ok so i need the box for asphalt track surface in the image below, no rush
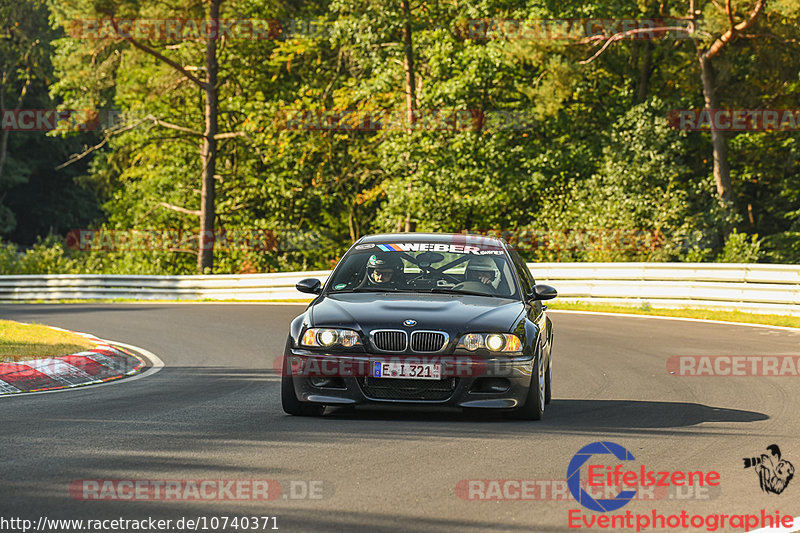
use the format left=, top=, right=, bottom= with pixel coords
left=1, top=303, right=799, bottom=533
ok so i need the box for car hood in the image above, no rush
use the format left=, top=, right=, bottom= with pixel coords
left=310, top=292, right=524, bottom=334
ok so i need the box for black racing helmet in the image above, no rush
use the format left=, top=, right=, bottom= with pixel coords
left=367, top=253, right=403, bottom=283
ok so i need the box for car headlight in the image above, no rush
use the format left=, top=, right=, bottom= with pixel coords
left=301, top=328, right=362, bottom=348
left=485, top=334, right=505, bottom=351
left=456, top=333, right=522, bottom=353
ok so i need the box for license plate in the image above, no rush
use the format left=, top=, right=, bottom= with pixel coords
left=372, top=361, right=441, bottom=380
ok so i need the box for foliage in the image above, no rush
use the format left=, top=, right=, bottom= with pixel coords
left=0, top=0, right=797, bottom=273
left=716, top=229, right=763, bottom=263
left=0, top=237, right=79, bottom=274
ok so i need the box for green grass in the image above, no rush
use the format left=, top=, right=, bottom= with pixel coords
left=0, top=320, right=96, bottom=361
left=547, top=301, right=800, bottom=329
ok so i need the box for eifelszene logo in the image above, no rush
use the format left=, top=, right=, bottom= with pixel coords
left=567, top=441, right=638, bottom=512
left=565, top=441, right=795, bottom=531
left=567, top=441, right=721, bottom=513
left=743, top=444, right=794, bottom=495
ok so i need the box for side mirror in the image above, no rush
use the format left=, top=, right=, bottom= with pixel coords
left=530, top=284, right=557, bottom=301
left=296, top=278, right=322, bottom=295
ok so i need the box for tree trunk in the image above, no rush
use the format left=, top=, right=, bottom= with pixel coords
left=0, top=91, right=8, bottom=187
left=198, top=0, right=221, bottom=273
left=0, top=77, right=31, bottom=187
left=400, top=0, right=415, bottom=233
left=691, top=0, right=765, bottom=207
left=635, top=41, right=653, bottom=103
left=401, top=0, right=416, bottom=127
left=348, top=206, right=358, bottom=243
left=698, top=54, right=734, bottom=205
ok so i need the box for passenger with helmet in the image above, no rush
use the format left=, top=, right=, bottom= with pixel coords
left=464, top=256, right=498, bottom=286
left=363, top=253, right=405, bottom=288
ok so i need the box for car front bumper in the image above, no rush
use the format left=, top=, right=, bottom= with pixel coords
left=283, top=349, right=535, bottom=409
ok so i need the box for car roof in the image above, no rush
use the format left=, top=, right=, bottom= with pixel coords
left=358, top=232, right=508, bottom=247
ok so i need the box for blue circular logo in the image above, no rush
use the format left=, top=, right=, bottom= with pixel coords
left=567, top=441, right=637, bottom=512
left=403, top=319, right=417, bottom=327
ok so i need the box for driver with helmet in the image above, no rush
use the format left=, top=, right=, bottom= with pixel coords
left=464, top=256, right=498, bottom=286
left=364, top=253, right=405, bottom=288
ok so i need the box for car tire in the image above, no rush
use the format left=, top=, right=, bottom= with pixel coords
left=512, top=343, right=545, bottom=421
left=544, top=354, right=552, bottom=405
left=281, top=350, right=325, bottom=417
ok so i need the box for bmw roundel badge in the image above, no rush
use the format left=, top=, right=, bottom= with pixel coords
left=403, top=319, right=417, bottom=327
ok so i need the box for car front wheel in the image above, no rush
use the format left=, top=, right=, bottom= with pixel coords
left=281, top=374, right=325, bottom=416
left=512, top=343, right=545, bottom=420
left=280, top=345, right=325, bottom=416
left=544, top=354, right=552, bottom=405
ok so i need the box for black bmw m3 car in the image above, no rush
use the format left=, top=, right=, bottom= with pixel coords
left=282, top=233, right=557, bottom=419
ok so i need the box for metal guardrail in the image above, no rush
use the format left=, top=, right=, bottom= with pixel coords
left=0, top=272, right=331, bottom=302
left=529, top=263, right=800, bottom=316
left=1, top=263, right=798, bottom=316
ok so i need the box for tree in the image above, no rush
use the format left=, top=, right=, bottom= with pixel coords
left=50, top=0, right=228, bottom=272
left=0, top=0, right=56, bottom=234
left=17, top=0, right=796, bottom=273
left=691, top=0, right=766, bottom=206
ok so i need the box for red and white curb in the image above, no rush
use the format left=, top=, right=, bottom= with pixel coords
left=0, top=326, right=154, bottom=395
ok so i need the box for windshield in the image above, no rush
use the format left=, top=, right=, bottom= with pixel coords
left=326, top=242, right=519, bottom=298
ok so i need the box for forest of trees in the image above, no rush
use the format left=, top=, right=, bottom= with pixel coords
left=1, top=0, right=799, bottom=274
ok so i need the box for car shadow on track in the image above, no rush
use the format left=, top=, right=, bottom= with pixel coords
left=322, top=398, right=767, bottom=430
left=12, top=365, right=764, bottom=440
left=541, top=398, right=768, bottom=427
left=155, top=367, right=767, bottom=433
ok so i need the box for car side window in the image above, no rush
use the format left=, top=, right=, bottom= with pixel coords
left=507, top=247, right=534, bottom=297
